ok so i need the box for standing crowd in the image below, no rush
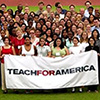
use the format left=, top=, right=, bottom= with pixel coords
left=0, top=1, right=100, bottom=93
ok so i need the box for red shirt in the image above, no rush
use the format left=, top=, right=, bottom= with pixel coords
left=13, top=37, right=25, bottom=55
left=9, top=35, right=16, bottom=44
left=1, top=46, right=14, bottom=63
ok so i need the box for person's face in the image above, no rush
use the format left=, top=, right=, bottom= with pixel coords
left=73, top=38, right=78, bottom=45
left=53, top=35, right=58, bottom=40
left=34, top=16, right=39, bottom=22
left=39, top=4, right=44, bottom=10
left=4, top=38, right=9, bottom=45
left=46, top=30, right=51, bottom=36
left=85, top=2, right=91, bottom=8
left=42, top=25, right=47, bottom=32
left=4, top=12, right=8, bottom=18
left=28, top=20, right=33, bottom=28
left=9, top=20, right=14, bottom=26
left=30, top=12, right=35, bottom=17
left=63, top=31, right=67, bottom=38
left=80, top=9, right=85, bottom=15
left=70, top=6, right=75, bottom=12
left=78, top=23, right=83, bottom=29
left=67, top=21, right=71, bottom=26
left=82, top=32, right=87, bottom=39
left=1, top=5, right=6, bottom=11
left=66, top=12, right=71, bottom=18
left=16, top=30, right=22, bottom=37
left=93, top=31, right=98, bottom=38
left=88, top=8, right=93, bottom=14
left=94, top=20, right=99, bottom=26
left=19, top=20, right=24, bottom=25
left=90, top=15, right=94, bottom=21
left=24, top=14, right=28, bottom=19
left=86, top=25, right=91, bottom=31
left=1, top=16, right=5, bottom=22
left=3, top=23, right=8, bottom=29
left=68, top=32, right=73, bottom=39
left=12, top=29, right=16, bottom=36
left=72, top=25, right=77, bottom=32
left=15, top=15, right=20, bottom=22
left=55, top=15, right=59, bottom=20
left=24, top=7, right=30, bottom=13
left=40, top=38, right=45, bottom=46
left=77, top=28, right=83, bottom=35
left=37, top=23, right=41, bottom=29
left=7, top=15, right=12, bottom=21
left=55, top=28, right=60, bottom=34
left=60, top=20, right=65, bottom=26
left=30, top=30, right=35, bottom=37
left=52, top=23, right=56, bottom=30
left=59, top=25, right=63, bottom=31
left=18, top=5, right=23, bottom=11
left=56, top=39, right=61, bottom=46
left=21, top=25, right=26, bottom=31
left=89, top=38, right=94, bottom=45
left=40, top=20, right=44, bottom=25
left=35, top=30, right=41, bottom=37
left=46, top=6, right=51, bottom=12
left=1, top=31, right=5, bottom=37
left=84, top=19, right=89, bottom=25
left=46, top=22, right=51, bottom=28
left=25, top=37, right=30, bottom=45
left=57, top=8, right=62, bottom=13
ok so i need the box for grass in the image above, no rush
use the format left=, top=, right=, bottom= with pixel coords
left=6, top=5, right=100, bottom=13
left=0, top=87, right=100, bottom=100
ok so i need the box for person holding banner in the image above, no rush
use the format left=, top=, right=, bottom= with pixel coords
left=85, top=36, right=99, bottom=93
left=19, top=36, right=37, bottom=56
left=69, top=37, right=83, bottom=93
left=0, top=37, right=16, bottom=93
left=69, top=37, right=83, bottom=55
left=51, top=37, right=69, bottom=57
left=36, top=37, right=51, bottom=57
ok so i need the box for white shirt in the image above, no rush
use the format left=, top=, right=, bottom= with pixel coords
left=79, top=42, right=89, bottom=52
left=37, top=45, right=51, bottom=57
left=0, top=36, right=4, bottom=47
left=21, top=45, right=35, bottom=56
left=84, top=9, right=95, bottom=18
left=69, top=45, right=83, bottom=55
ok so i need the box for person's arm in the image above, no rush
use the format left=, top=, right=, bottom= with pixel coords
left=65, top=47, right=70, bottom=55
left=18, top=46, right=22, bottom=55
left=0, top=47, right=5, bottom=59
left=12, top=46, right=16, bottom=55
left=33, top=46, right=38, bottom=56
left=47, top=51, right=51, bottom=57
left=47, top=46, right=51, bottom=57
left=0, top=47, right=2, bottom=59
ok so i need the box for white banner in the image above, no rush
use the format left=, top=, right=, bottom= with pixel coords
left=4, top=50, right=99, bottom=89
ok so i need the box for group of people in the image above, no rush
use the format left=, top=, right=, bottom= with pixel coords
left=0, top=0, right=100, bottom=93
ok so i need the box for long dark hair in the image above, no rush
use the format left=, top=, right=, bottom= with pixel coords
left=88, top=36, right=96, bottom=46
left=92, top=29, right=99, bottom=40
left=54, top=37, right=64, bottom=49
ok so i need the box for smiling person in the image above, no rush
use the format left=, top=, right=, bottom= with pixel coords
left=51, top=37, right=69, bottom=57
left=13, top=28, right=25, bottom=55
left=0, top=37, right=16, bottom=93
left=85, top=37, right=99, bottom=93
left=36, top=37, right=51, bottom=57
left=19, top=36, right=37, bottom=56
left=69, top=37, right=82, bottom=55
